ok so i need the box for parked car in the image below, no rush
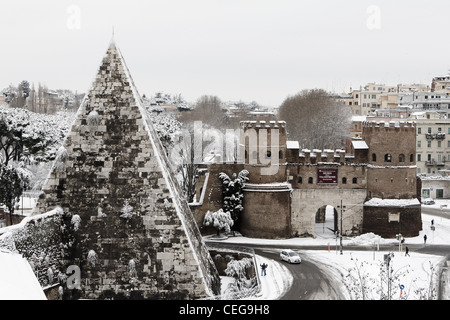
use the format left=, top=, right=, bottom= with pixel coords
left=422, top=198, right=435, bottom=205
left=280, top=249, right=301, bottom=264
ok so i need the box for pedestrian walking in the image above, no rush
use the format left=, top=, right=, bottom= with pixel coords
left=260, top=263, right=268, bottom=276
left=423, top=234, right=427, bottom=244
left=405, top=246, right=409, bottom=256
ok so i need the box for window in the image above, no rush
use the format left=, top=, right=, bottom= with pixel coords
left=384, top=154, right=392, bottom=162
left=418, top=128, right=421, bottom=134
left=399, top=154, right=405, bottom=163
left=418, top=141, right=421, bottom=147
left=352, top=177, right=357, bottom=184
left=438, top=141, right=442, bottom=148
left=297, top=177, right=302, bottom=184
left=342, top=177, right=347, bottom=184
left=417, top=154, right=421, bottom=161
left=266, top=150, right=271, bottom=159
left=427, top=141, right=432, bottom=148
left=428, top=127, right=432, bottom=133
left=372, top=153, right=377, bottom=162
left=410, top=154, right=414, bottom=162
left=448, top=140, right=450, bottom=148
left=279, top=150, right=283, bottom=160
left=428, top=154, right=432, bottom=161
left=308, top=177, right=313, bottom=184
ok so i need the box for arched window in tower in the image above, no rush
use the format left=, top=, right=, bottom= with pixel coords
left=352, top=177, right=357, bottom=184
left=342, top=177, right=347, bottom=184
left=372, top=153, right=377, bottom=162
left=399, top=154, right=405, bottom=163
left=410, top=154, right=414, bottom=163
left=308, top=177, right=313, bottom=184
left=384, top=153, right=392, bottom=163
left=279, top=150, right=283, bottom=160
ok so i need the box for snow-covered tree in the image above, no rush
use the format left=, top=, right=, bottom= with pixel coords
left=219, top=170, right=249, bottom=231
left=0, top=105, right=73, bottom=165
left=203, top=209, right=234, bottom=236
left=0, top=163, right=30, bottom=224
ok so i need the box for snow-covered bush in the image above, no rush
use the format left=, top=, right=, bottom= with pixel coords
left=203, top=209, right=234, bottom=236
left=71, top=214, right=81, bottom=231
left=119, top=200, right=136, bottom=219
left=223, top=257, right=258, bottom=299
left=47, top=267, right=54, bottom=283
left=87, top=249, right=98, bottom=267
left=128, top=259, right=136, bottom=275
left=55, top=146, right=68, bottom=173
left=97, top=207, right=107, bottom=218
left=86, top=110, right=99, bottom=127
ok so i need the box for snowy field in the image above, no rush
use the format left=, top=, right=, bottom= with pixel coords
left=218, top=199, right=450, bottom=300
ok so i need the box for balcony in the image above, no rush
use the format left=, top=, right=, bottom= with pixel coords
left=425, top=160, right=446, bottom=166
left=425, top=132, right=446, bottom=139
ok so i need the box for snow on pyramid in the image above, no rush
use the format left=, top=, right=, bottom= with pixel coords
left=33, top=41, right=221, bottom=299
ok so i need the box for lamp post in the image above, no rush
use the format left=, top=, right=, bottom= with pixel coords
left=337, top=200, right=346, bottom=255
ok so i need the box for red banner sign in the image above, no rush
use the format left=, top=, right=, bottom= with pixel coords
left=317, top=169, right=338, bottom=184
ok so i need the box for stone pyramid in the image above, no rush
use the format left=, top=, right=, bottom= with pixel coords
left=34, top=41, right=221, bottom=299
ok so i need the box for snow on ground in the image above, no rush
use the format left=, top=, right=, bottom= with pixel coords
left=218, top=199, right=450, bottom=300
left=252, top=255, right=293, bottom=300
left=0, top=249, right=46, bottom=300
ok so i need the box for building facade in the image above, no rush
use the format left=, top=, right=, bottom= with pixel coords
left=191, top=120, right=422, bottom=239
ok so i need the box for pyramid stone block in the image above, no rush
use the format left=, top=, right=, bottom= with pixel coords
left=34, top=41, right=221, bottom=299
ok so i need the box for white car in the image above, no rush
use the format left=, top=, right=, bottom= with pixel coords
left=280, top=249, right=301, bottom=264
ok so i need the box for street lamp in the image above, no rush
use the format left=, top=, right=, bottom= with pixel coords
left=337, top=200, right=346, bottom=255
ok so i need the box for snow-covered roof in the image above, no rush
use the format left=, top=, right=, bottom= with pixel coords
left=0, top=249, right=46, bottom=300
left=286, top=141, right=299, bottom=149
left=364, top=198, right=420, bottom=207
left=352, top=116, right=367, bottom=122
left=352, top=141, right=368, bottom=149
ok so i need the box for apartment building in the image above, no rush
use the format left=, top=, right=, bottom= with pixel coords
left=432, top=75, right=450, bottom=93
left=415, top=112, right=450, bottom=175
left=342, top=83, right=396, bottom=116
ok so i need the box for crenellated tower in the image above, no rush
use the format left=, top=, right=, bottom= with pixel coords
left=362, top=120, right=422, bottom=237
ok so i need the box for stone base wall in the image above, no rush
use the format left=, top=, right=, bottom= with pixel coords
left=241, top=186, right=291, bottom=239
left=362, top=205, right=422, bottom=238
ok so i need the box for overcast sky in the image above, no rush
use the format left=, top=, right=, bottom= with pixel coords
left=1, top=0, right=449, bottom=107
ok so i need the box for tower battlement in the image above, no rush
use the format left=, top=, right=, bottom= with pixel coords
left=362, top=120, right=416, bottom=130
left=240, top=120, right=286, bottom=130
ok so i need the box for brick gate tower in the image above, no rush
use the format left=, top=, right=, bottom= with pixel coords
left=362, top=120, right=422, bottom=237
left=33, top=41, right=221, bottom=299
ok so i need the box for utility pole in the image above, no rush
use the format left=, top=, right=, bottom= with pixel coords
left=337, top=200, right=346, bottom=255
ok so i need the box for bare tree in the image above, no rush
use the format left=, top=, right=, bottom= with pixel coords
left=278, top=89, right=352, bottom=150
left=178, top=95, right=226, bottom=129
